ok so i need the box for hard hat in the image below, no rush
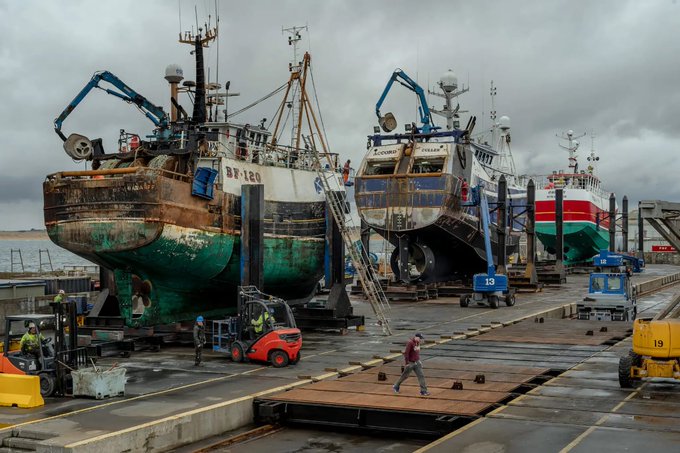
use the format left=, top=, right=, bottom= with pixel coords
left=28, top=322, right=36, bottom=329
left=59, top=289, right=65, bottom=294
left=196, top=316, right=204, bottom=322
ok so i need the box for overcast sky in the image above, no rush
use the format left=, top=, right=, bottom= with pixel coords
left=1, top=0, right=679, bottom=230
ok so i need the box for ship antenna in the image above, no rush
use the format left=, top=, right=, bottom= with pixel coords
left=490, top=80, right=497, bottom=144
left=557, top=129, right=586, bottom=172
left=429, top=69, right=468, bottom=130
left=280, top=25, right=308, bottom=147
left=179, top=20, right=217, bottom=124
left=586, top=131, right=600, bottom=175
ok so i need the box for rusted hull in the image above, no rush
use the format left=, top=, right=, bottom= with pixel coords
left=355, top=175, right=518, bottom=281
left=43, top=169, right=325, bottom=326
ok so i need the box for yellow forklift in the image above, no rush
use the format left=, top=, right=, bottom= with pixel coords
left=619, top=294, right=680, bottom=387
left=1, top=301, right=88, bottom=396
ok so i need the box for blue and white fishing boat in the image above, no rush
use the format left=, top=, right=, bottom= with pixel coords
left=354, top=70, right=526, bottom=282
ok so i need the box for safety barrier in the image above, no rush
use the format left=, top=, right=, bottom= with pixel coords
left=0, top=374, right=44, bottom=408
left=633, top=272, right=680, bottom=298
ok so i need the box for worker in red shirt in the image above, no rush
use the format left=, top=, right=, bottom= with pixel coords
left=393, top=333, right=430, bottom=396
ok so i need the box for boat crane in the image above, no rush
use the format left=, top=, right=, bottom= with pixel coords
left=53, top=70, right=170, bottom=160
left=375, top=69, right=437, bottom=134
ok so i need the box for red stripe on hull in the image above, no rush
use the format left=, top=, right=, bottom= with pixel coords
left=536, top=200, right=611, bottom=228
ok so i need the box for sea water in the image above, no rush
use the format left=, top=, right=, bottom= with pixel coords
left=0, top=239, right=93, bottom=273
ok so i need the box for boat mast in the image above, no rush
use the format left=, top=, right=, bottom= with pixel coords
left=557, top=129, right=586, bottom=173
left=586, top=132, right=600, bottom=175
left=488, top=81, right=516, bottom=178
left=178, top=25, right=217, bottom=124
left=270, top=26, right=331, bottom=161
left=429, top=69, right=468, bottom=131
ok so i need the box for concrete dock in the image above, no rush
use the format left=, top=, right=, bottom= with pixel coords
left=1, top=265, right=679, bottom=452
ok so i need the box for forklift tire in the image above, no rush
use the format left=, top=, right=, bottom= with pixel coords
left=39, top=373, right=56, bottom=397
left=230, top=342, right=245, bottom=363
left=290, top=352, right=301, bottom=365
left=505, top=294, right=516, bottom=307
left=618, top=354, right=639, bottom=388
left=460, top=295, right=469, bottom=308
left=488, top=295, right=499, bottom=309
left=270, top=350, right=289, bottom=368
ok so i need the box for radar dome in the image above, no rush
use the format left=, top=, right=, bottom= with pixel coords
left=440, top=69, right=458, bottom=93
left=499, top=115, right=511, bottom=130
left=165, top=64, right=184, bottom=83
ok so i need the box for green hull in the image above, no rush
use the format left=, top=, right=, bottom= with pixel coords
left=47, top=221, right=324, bottom=327
left=536, top=222, right=609, bottom=264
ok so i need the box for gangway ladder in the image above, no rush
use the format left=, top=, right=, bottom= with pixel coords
left=39, top=249, right=54, bottom=273
left=308, top=144, right=393, bottom=335
left=10, top=249, right=24, bottom=273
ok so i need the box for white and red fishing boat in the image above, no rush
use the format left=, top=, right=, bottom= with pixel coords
left=535, top=131, right=612, bottom=264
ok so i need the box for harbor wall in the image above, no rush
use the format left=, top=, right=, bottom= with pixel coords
left=61, top=382, right=310, bottom=453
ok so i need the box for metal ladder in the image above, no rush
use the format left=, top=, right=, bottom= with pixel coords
left=309, top=146, right=392, bottom=334
left=10, top=249, right=24, bottom=273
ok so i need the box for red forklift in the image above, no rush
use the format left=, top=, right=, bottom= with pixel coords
left=213, top=286, right=302, bottom=367
left=1, top=301, right=88, bottom=396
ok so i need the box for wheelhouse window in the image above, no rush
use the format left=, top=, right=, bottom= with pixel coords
left=412, top=157, right=445, bottom=174
left=364, top=161, right=397, bottom=176
left=607, top=276, right=622, bottom=291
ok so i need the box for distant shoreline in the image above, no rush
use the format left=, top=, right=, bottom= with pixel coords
left=0, top=230, right=49, bottom=240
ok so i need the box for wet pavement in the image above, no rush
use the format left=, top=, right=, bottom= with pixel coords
left=0, top=265, right=678, bottom=452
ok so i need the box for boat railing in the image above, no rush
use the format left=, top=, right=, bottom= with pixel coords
left=47, top=167, right=193, bottom=183
left=210, top=139, right=339, bottom=171
left=531, top=174, right=609, bottom=198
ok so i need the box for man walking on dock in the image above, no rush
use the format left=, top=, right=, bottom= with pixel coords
left=393, top=333, right=430, bottom=396
left=193, top=316, right=206, bottom=366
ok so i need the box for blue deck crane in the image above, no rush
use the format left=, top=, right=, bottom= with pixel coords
left=375, top=69, right=436, bottom=134
left=54, top=70, right=170, bottom=158
left=460, top=184, right=515, bottom=309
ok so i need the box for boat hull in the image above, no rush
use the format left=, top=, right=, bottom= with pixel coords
left=43, top=168, right=325, bottom=326
left=356, top=173, right=519, bottom=282
left=535, top=188, right=610, bottom=264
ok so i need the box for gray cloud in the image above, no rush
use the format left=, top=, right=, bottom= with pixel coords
left=1, top=0, right=679, bottom=230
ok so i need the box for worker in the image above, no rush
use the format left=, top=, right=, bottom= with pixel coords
left=393, top=333, right=430, bottom=396
left=54, top=289, right=66, bottom=303
left=461, top=178, right=469, bottom=201
left=20, top=323, right=47, bottom=360
left=343, top=159, right=351, bottom=184
left=193, top=316, right=206, bottom=366
left=251, top=307, right=275, bottom=336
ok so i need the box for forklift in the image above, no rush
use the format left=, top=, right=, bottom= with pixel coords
left=459, top=184, right=516, bottom=309
left=619, top=294, right=680, bottom=388
left=0, top=301, right=88, bottom=396
left=213, top=286, right=302, bottom=367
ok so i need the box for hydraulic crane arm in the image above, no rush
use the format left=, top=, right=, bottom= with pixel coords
left=375, top=69, right=435, bottom=134
left=54, top=70, right=169, bottom=142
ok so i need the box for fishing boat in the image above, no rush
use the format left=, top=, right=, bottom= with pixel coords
left=354, top=70, right=526, bottom=283
left=43, top=25, right=337, bottom=327
left=535, top=131, right=612, bottom=264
